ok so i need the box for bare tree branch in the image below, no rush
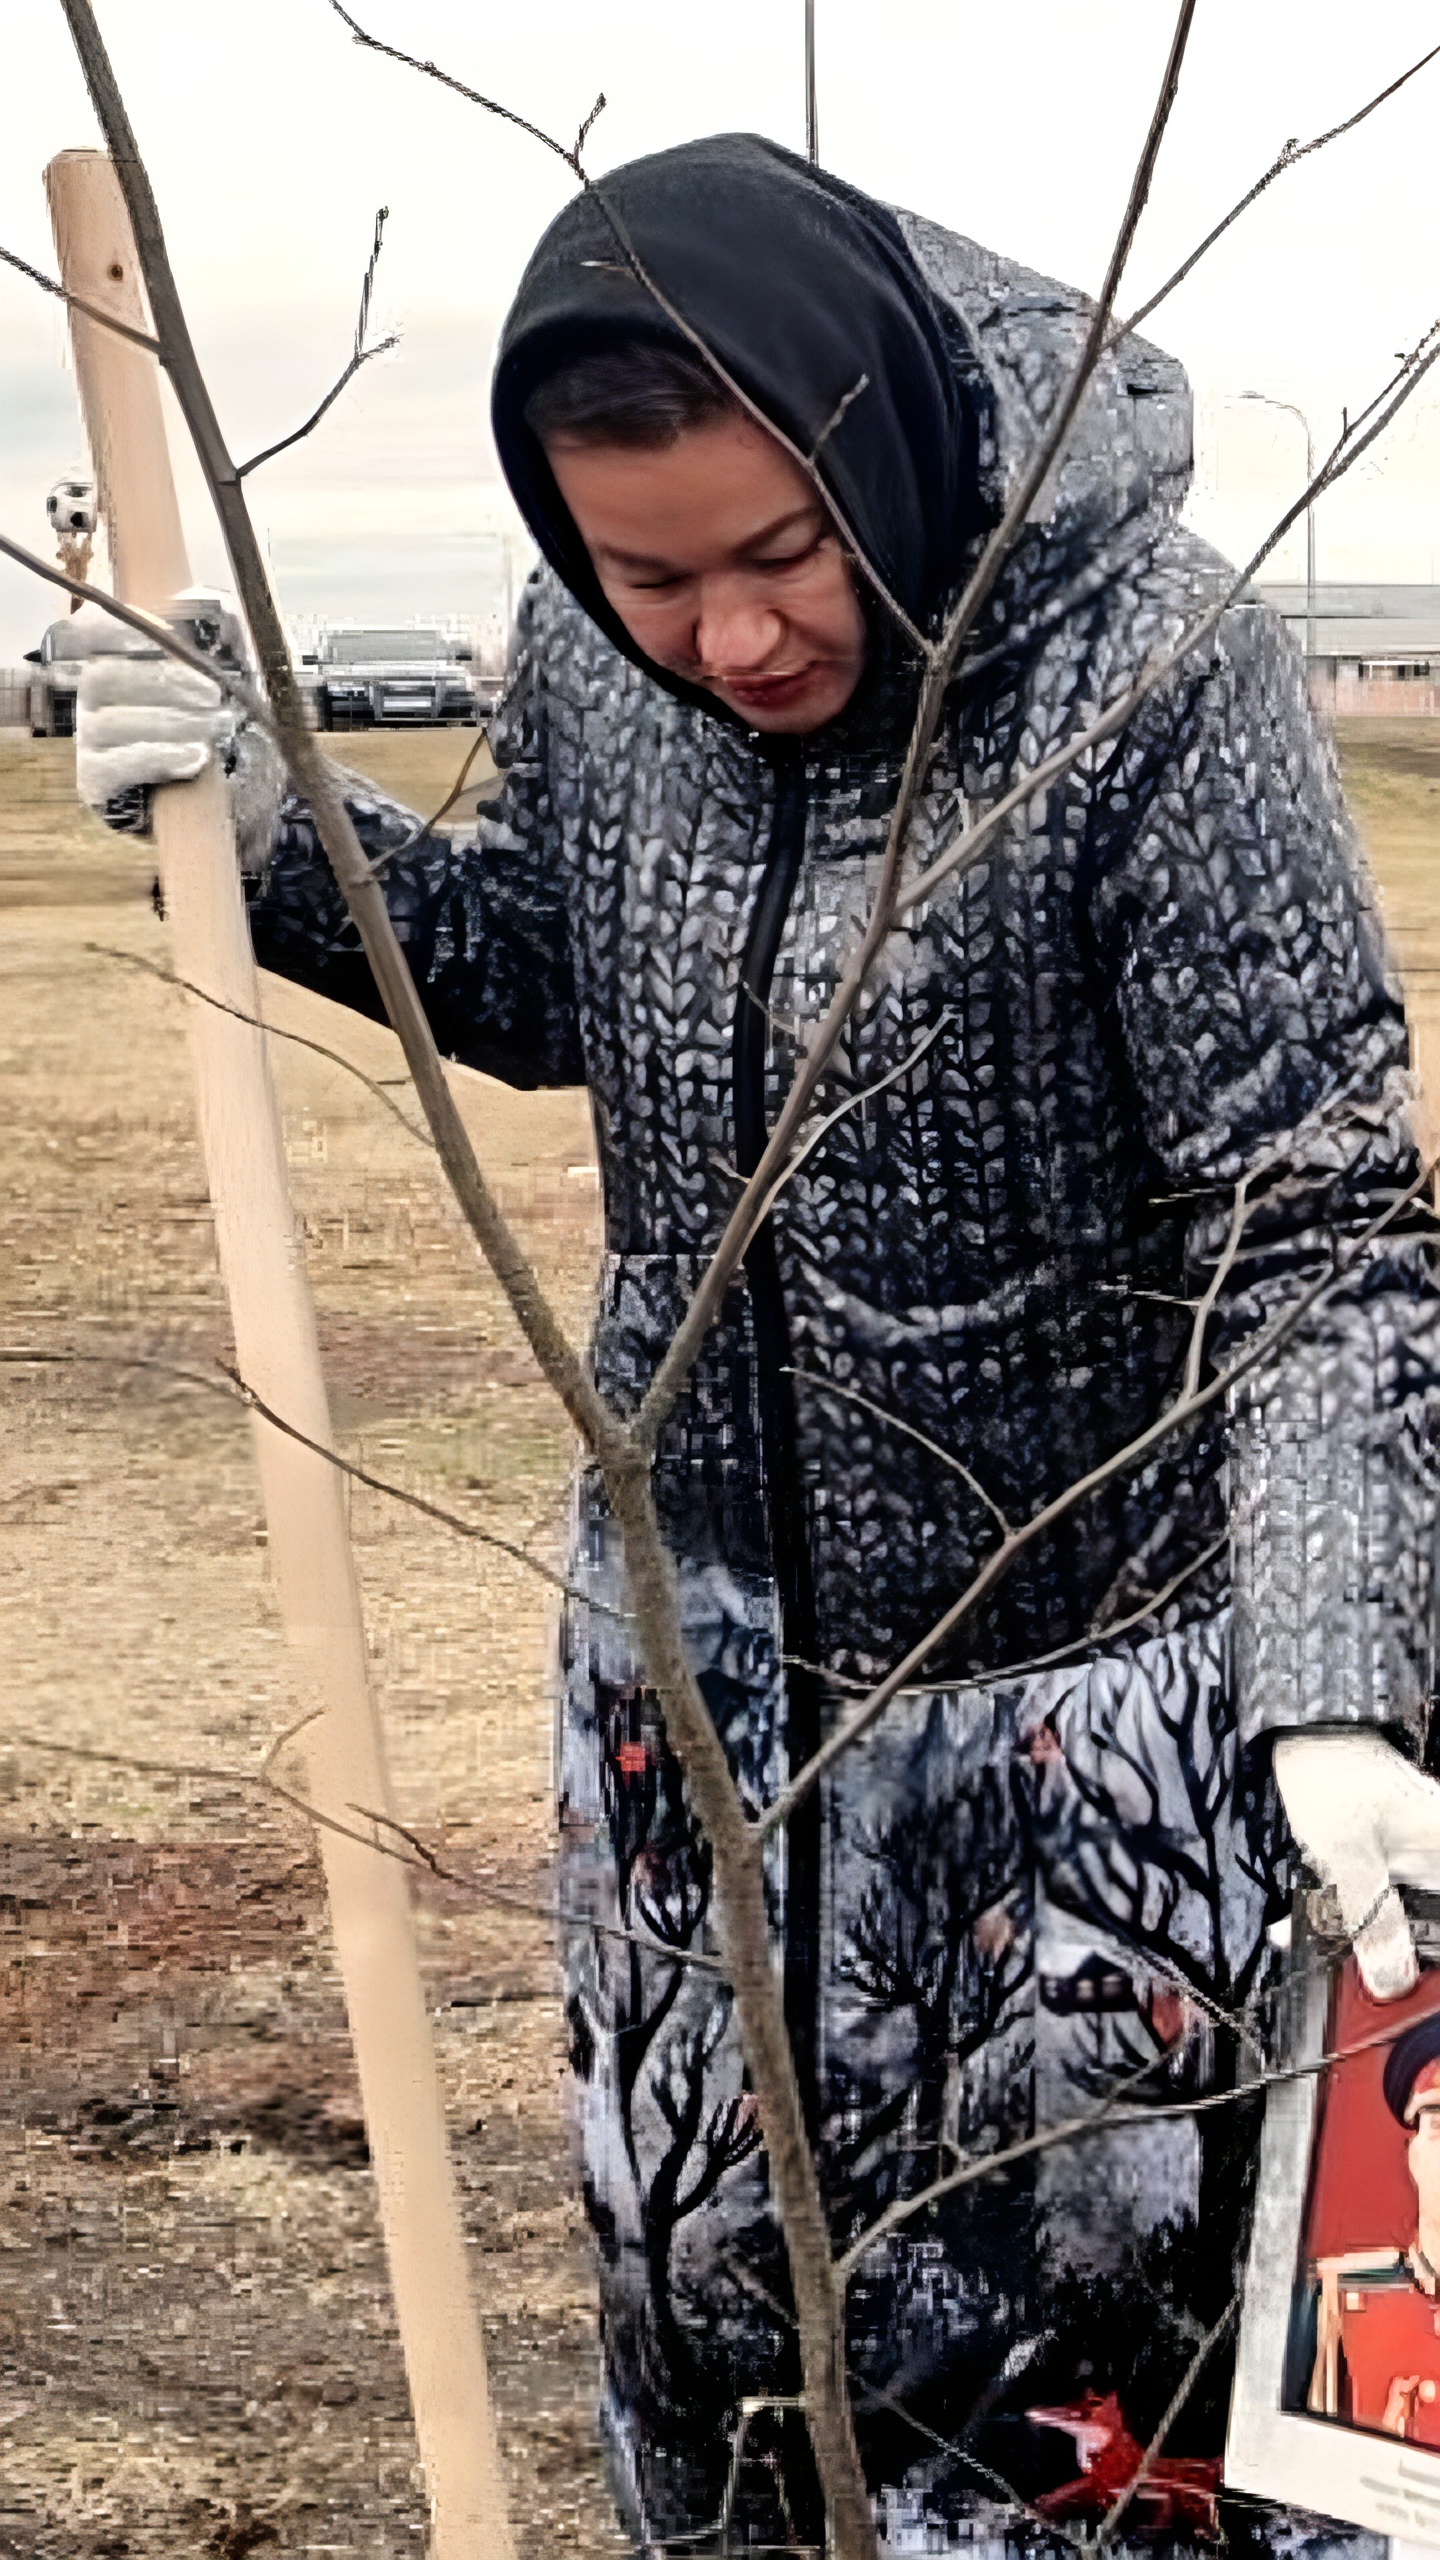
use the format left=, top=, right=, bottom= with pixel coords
left=366, top=724, right=495, bottom=875
left=838, top=1999, right=1440, bottom=2280
left=853, top=2374, right=1081, bottom=2548
left=84, top=941, right=433, bottom=1144
left=6, top=1727, right=719, bottom=1974
left=236, top=206, right=398, bottom=479
left=764, top=1156, right=1437, bottom=1835
left=574, top=90, right=606, bottom=161
left=321, top=2, right=929, bottom=651
left=1095, top=2295, right=1239, bottom=2546
left=837, top=2046, right=1175, bottom=2279
left=894, top=321, right=1440, bottom=929
left=744, top=1009, right=953, bottom=1220
left=811, top=370, right=871, bottom=459
left=785, top=1524, right=1229, bottom=1702
left=0, top=234, right=161, bottom=351
left=1118, top=38, right=1440, bottom=341
left=325, top=0, right=587, bottom=175
left=1184, top=1175, right=1250, bottom=1399
left=0, top=1343, right=616, bottom=1618
left=997, top=1529, right=1229, bottom=1675
left=0, top=529, right=271, bottom=724
left=785, top=1362, right=1010, bottom=1534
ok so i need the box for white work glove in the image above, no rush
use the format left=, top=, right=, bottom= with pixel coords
left=72, top=593, right=285, bottom=872
left=1274, top=1730, right=1440, bottom=2001
left=73, top=595, right=239, bottom=804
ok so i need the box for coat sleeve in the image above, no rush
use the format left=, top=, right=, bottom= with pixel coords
left=1085, top=598, right=1440, bottom=1758
left=244, top=578, right=586, bottom=1090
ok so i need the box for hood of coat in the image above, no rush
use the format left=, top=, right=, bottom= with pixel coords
left=491, top=133, right=1193, bottom=719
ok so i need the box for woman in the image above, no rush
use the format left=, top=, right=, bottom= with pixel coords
left=79, top=133, right=1440, bottom=2555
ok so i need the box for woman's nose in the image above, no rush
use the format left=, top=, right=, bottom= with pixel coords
left=695, top=586, right=784, bottom=677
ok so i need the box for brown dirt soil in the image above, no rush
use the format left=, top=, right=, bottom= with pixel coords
left=0, top=727, right=626, bottom=2558
left=1333, top=718, right=1440, bottom=1145
left=1, top=717, right=1435, bottom=2557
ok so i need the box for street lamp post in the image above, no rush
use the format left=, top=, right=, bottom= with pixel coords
left=1241, top=388, right=1317, bottom=664
left=805, top=0, right=819, bottom=166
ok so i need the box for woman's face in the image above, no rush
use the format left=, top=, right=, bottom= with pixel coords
left=545, top=409, right=868, bottom=734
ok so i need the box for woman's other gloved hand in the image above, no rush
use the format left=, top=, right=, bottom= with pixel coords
left=1274, top=1730, right=1440, bottom=2002
left=72, top=594, right=285, bottom=871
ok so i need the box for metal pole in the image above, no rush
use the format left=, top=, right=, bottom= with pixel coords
left=1240, top=388, right=1317, bottom=662
left=805, top=0, right=819, bottom=165
left=1304, top=420, right=1317, bottom=667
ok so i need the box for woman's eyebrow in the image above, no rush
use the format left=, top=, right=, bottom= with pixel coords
left=596, top=503, right=825, bottom=576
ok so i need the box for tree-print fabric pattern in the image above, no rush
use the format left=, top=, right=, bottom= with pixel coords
left=244, top=216, right=1440, bottom=2556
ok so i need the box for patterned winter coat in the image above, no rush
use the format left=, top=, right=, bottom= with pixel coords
left=246, top=143, right=1440, bottom=2559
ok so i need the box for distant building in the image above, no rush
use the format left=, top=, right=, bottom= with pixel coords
left=1253, top=583, right=1440, bottom=716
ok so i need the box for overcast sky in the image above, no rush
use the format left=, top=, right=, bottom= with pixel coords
left=2, top=1, right=1436, bottom=662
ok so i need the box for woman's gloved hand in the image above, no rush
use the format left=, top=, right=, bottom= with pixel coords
left=71, top=595, right=285, bottom=870
left=1274, top=1730, right=1440, bottom=2001
left=72, top=597, right=239, bottom=809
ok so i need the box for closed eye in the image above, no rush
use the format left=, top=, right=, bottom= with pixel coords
left=750, top=529, right=828, bottom=573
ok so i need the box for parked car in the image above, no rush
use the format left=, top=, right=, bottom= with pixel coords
left=23, top=617, right=86, bottom=736
left=301, top=628, right=481, bottom=729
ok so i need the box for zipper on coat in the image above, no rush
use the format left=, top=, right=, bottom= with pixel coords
left=732, top=743, right=824, bottom=2141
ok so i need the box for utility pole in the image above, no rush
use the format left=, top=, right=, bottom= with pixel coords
left=805, top=0, right=819, bottom=166
left=1241, top=388, right=1317, bottom=664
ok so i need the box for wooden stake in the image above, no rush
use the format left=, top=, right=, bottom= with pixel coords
left=46, top=149, right=514, bottom=2560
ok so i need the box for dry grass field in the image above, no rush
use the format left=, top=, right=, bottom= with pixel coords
left=0, top=727, right=624, bottom=2559
left=1, top=715, right=1436, bottom=2557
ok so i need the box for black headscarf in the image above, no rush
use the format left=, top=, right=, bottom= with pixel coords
left=491, top=133, right=988, bottom=702
left=1383, top=2012, right=1440, bottom=2124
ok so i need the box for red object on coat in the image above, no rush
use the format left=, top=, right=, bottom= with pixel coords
left=1027, top=2392, right=1223, bottom=2536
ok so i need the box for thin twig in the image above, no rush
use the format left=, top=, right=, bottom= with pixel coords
left=785, top=1525, right=1229, bottom=1699
left=748, top=1011, right=953, bottom=1224
left=0, top=1344, right=617, bottom=1620
left=890, top=317, right=1440, bottom=925
left=574, top=91, right=606, bottom=160
left=784, top=1363, right=1009, bottom=1534
left=810, top=371, right=870, bottom=460
left=999, top=1529, right=1229, bottom=1675
left=1094, top=2295, right=1239, bottom=2546
left=765, top=1156, right=1436, bottom=1834
left=349, top=1802, right=722, bottom=1975
left=853, top=2373, right=1080, bottom=2548
left=0, top=531, right=271, bottom=726
left=84, top=942, right=433, bottom=1144
left=0, top=235, right=161, bottom=352
left=236, top=207, right=397, bottom=479
left=6, top=1728, right=718, bottom=1974
left=325, top=0, right=586, bottom=175
left=837, top=2045, right=1173, bottom=2279
left=1118, top=39, right=1440, bottom=340
left=259, top=1704, right=326, bottom=1782
left=838, top=1978, right=1440, bottom=2283
left=321, top=1, right=928, bottom=653
left=1184, top=1175, right=1250, bottom=1399
left=366, top=726, right=494, bottom=875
